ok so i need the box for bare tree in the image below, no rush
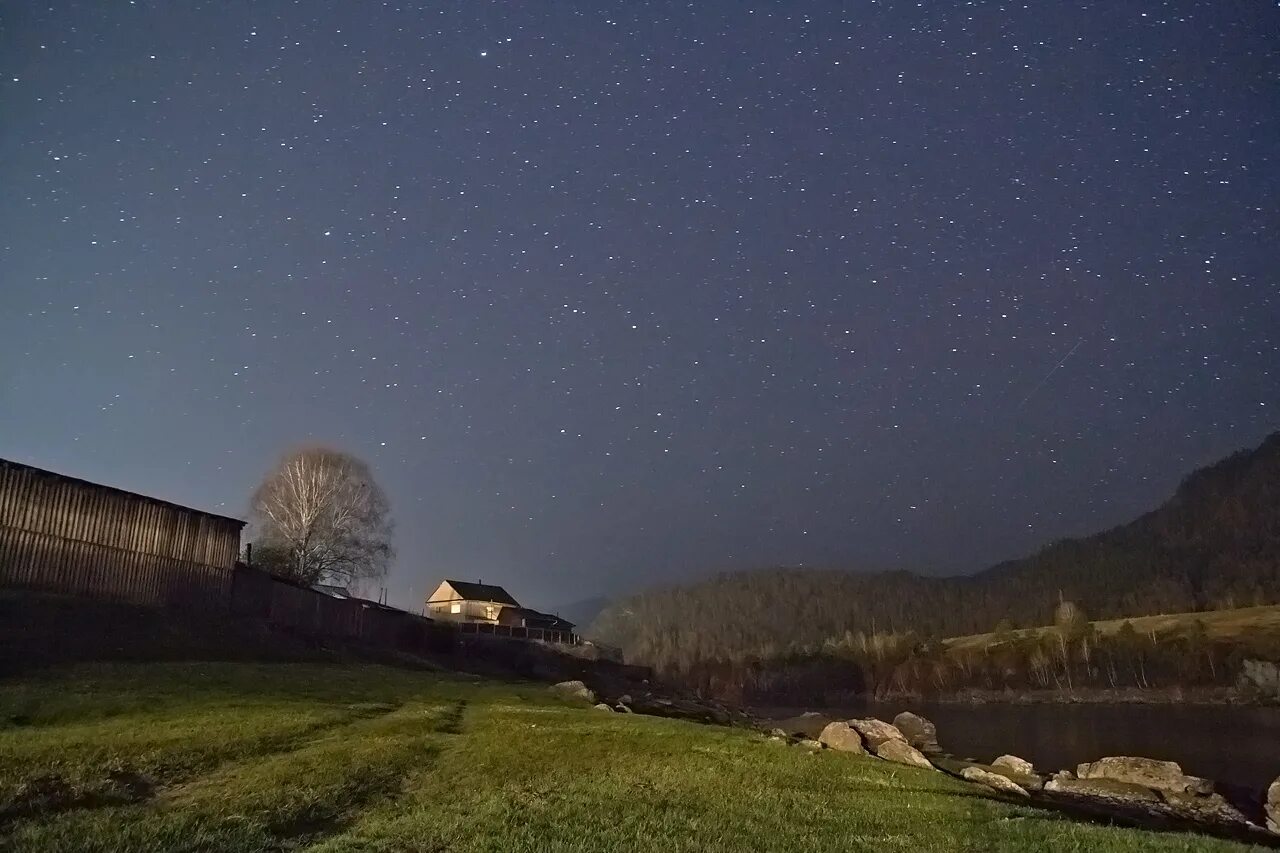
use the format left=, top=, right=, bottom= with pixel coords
left=1053, top=596, right=1090, bottom=690
left=249, top=447, right=393, bottom=588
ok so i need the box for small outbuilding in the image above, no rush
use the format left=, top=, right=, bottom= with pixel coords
left=496, top=606, right=575, bottom=632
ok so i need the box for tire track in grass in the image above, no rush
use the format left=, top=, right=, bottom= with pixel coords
left=1, top=701, right=461, bottom=853
left=0, top=701, right=404, bottom=831
left=299, top=698, right=473, bottom=852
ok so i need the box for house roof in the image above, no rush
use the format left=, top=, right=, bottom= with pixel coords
left=311, top=583, right=353, bottom=599
left=498, top=606, right=576, bottom=630
left=443, top=579, right=520, bottom=606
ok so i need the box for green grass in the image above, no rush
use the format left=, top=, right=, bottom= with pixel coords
left=0, top=662, right=1264, bottom=852
left=946, top=604, right=1280, bottom=653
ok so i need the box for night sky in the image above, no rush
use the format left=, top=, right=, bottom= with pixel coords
left=2, top=2, right=1276, bottom=613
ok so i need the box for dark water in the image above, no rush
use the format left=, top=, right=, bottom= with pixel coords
left=764, top=701, right=1280, bottom=796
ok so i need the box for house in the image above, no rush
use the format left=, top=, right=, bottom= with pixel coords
left=424, top=579, right=575, bottom=632
left=425, top=579, right=520, bottom=623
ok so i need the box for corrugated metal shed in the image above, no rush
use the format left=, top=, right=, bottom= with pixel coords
left=0, top=457, right=245, bottom=608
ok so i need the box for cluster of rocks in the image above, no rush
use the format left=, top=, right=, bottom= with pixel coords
left=550, top=681, right=751, bottom=725
left=550, top=680, right=1280, bottom=841
left=762, top=709, right=1280, bottom=843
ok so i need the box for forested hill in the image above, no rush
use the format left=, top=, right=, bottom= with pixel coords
left=588, top=431, right=1280, bottom=672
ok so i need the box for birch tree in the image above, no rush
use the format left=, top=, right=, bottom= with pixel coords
left=249, top=447, right=393, bottom=587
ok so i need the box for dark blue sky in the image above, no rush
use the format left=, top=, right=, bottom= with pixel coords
left=2, top=1, right=1276, bottom=612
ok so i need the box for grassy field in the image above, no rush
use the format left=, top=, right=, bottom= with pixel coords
left=946, top=604, right=1280, bottom=653
left=0, top=662, right=1266, bottom=852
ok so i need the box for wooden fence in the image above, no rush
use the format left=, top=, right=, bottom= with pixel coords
left=0, top=458, right=243, bottom=609
left=230, top=564, right=451, bottom=652
left=456, top=620, right=580, bottom=645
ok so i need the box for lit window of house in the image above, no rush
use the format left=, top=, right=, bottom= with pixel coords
left=450, top=603, right=461, bottom=614
left=484, top=605, right=497, bottom=620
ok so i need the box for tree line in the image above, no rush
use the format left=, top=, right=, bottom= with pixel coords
left=589, top=431, right=1280, bottom=685
left=673, top=604, right=1280, bottom=705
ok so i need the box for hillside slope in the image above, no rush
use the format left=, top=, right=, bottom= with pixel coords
left=589, top=431, right=1280, bottom=670
left=0, top=661, right=1261, bottom=851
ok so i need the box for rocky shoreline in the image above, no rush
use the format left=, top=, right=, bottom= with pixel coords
left=551, top=680, right=1280, bottom=846
left=766, top=708, right=1280, bottom=846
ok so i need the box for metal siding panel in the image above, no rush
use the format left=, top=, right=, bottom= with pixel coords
left=0, top=462, right=241, bottom=610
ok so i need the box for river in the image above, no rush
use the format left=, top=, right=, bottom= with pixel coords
left=762, top=701, right=1280, bottom=797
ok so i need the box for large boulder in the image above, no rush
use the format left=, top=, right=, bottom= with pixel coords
left=1075, top=757, right=1212, bottom=795
left=1158, top=791, right=1250, bottom=827
left=892, top=711, right=940, bottom=753
left=550, top=680, right=596, bottom=704
left=847, top=718, right=905, bottom=751
left=818, top=721, right=866, bottom=754
left=962, top=766, right=1030, bottom=798
left=992, top=755, right=1035, bottom=776
left=1047, top=777, right=1256, bottom=833
left=624, top=695, right=738, bottom=725
left=875, top=738, right=935, bottom=770
left=1045, top=776, right=1162, bottom=804
left=1267, top=777, right=1279, bottom=834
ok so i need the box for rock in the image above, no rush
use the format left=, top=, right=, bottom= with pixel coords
left=818, top=721, right=865, bottom=754
left=592, top=702, right=614, bottom=712
left=1046, top=776, right=1257, bottom=833
left=1239, top=659, right=1280, bottom=700
left=1076, top=757, right=1212, bottom=795
left=932, top=755, right=1042, bottom=791
left=1051, top=769, right=1075, bottom=782
left=893, top=711, right=940, bottom=753
left=550, top=680, right=596, bottom=704
left=796, top=739, right=823, bottom=751
left=1045, top=776, right=1162, bottom=804
left=847, top=718, right=905, bottom=751
left=874, top=738, right=935, bottom=770
left=768, top=728, right=790, bottom=739
left=625, top=695, right=733, bottom=725
left=618, top=694, right=633, bottom=705
left=1267, top=777, right=1279, bottom=834
left=962, top=766, right=1030, bottom=798
left=1159, top=790, right=1250, bottom=827
left=992, top=754, right=1035, bottom=776
left=990, top=768, right=1044, bottom=792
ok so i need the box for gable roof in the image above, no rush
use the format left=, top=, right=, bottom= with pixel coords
left=443, top=579, right=519, bottom=606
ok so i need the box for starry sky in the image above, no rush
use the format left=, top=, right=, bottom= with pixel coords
left=1, top=1, right=1276, bottom=613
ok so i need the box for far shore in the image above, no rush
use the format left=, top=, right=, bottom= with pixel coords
left=748, top=686, right=1279, bottom=710
left=871, top=686, right=1277, bottom=706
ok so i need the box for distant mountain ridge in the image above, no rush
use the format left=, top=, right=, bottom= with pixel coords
left=588, top=431, right=1280, bottom=671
